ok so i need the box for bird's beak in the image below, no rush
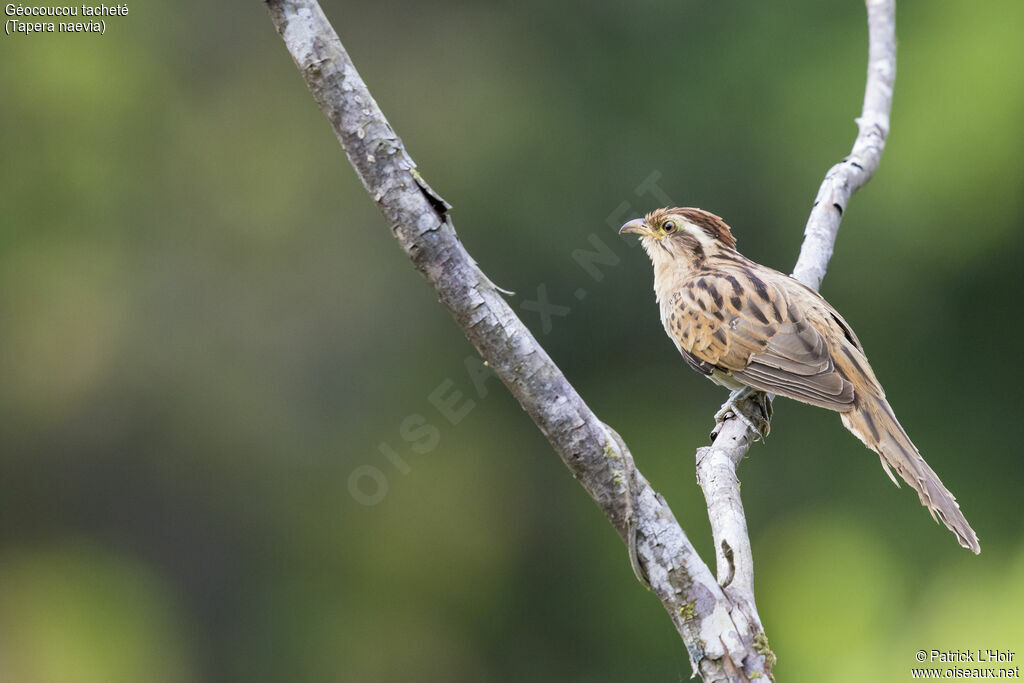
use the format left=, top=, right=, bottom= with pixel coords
left=619, top=218, right=650, bottom=237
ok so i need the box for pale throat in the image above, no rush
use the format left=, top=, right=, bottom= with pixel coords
left=642, top=237, right=701, bottom=306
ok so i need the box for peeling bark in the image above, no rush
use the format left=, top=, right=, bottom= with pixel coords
left=265, top=0, right=895, bottom=679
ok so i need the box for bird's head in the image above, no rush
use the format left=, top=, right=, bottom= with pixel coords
left=619, top=207, right=737, bottom=267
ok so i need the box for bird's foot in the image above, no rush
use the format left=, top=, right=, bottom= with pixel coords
left=713, top=388, right=771, bottom=441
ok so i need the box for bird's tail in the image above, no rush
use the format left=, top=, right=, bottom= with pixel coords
left=841, top=393, right=980, bottom=554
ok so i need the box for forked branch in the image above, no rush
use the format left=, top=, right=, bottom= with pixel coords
left=266, top=0, right=895, bottom=680
left=695, top=0, right=896, bottom=649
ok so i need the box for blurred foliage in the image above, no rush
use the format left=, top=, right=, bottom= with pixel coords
left=1, top=0, right=1022, bottom=681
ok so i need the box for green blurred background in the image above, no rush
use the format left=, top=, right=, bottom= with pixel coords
left=1, top=1, right=1022, bottom=681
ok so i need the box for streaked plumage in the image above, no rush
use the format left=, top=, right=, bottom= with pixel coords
left=621, top=207, right=979, bottom=554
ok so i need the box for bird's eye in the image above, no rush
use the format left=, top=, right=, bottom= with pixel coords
left=662, top=221, right=676, bottom=233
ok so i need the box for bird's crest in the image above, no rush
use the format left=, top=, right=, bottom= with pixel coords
left=646, top=207, right=737, bottom=250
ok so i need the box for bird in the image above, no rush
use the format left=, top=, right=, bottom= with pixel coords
left=619, top=207, right=980, bottom=554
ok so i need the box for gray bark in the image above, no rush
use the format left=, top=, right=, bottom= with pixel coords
left=265, top=0, right=895, bottom=679
left=697, top=0, right=896, bottom=636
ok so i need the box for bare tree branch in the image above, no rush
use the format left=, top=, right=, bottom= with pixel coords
left=265, top=0, right=895, bottom=680
left=264, top=1, right=771, bottom=679
left=694, top=0, right=896, bottom=644
left=696, top=423, right=762, bottom=613
left=793, top=0, right=897, bottom=288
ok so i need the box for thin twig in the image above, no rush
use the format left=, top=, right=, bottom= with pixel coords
left=266, top=0, right=895, bottom=679
left=793, top=0, right=896, bottom=288
left=695, top=0, right=896, bottom=646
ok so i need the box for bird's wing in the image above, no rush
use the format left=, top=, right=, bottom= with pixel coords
left=668, top=270, right=856, bottom=411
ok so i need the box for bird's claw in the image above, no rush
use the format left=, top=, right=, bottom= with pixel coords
left=714, top=404, right=764, bottom=439
left=714, top=388, right=771, bottom=441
